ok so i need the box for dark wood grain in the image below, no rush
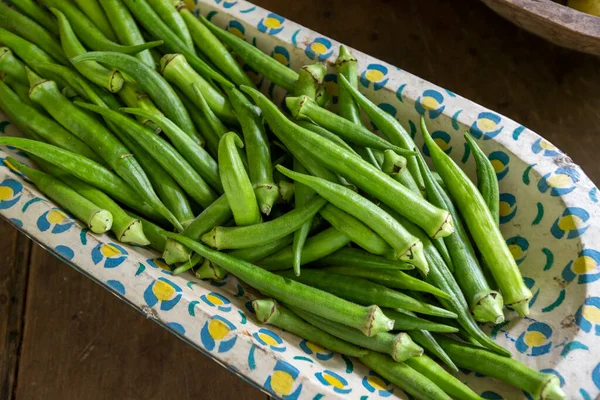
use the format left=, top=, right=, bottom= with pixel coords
left=0, top=219, right=31, bottom=400
left=13, top=243, right=266, bottom=400
left=2, top=1, right=600, bottom=399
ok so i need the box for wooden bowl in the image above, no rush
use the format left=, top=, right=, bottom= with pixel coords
left=481, top=0, right=600, bottom=55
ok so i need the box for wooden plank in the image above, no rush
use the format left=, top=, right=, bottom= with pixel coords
left=0, top=218, right=32, bottom=400
left=14, top=244, right=267, bottom=400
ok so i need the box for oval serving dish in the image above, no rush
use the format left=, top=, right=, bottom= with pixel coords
left=0, top=1, right=599, bottom=398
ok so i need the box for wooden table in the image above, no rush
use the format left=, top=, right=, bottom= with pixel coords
left=2, top=0, right=599, bottom=398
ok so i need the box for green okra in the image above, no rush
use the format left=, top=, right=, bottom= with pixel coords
left=73, top=0, right=116, bottom=41
left=219, top=132, right=262, bottom=226
left=276, top=165, right=425, bottom=270
left=31, top=62, right=121, bottom=110
left=360, top=352, right=452, bottom=400
left=98, top=0, right=155, bottom=67
left=172, top=253, right=203, bottom=276
left=160, top=53, right=237, bottom=125
left=195, top=259, right=227, bottom=280
left=42, top=0, right=163, bottom=54
left=146, top=0, right=193, bottom=50
left=160, top=231, right=395, bottom=337
left=321, top=266, right=450, bottom=299
left=71, top=52, right=200, bottom=140
left=465, top=133, right=500, bottom=225
left=117, top=82, right=163, bottom=133
left=30, top=152, right=149, bottom=245
left=405, top=355, right=481, bottom=400
left=407, top=329, right=457, bottom=372
left=1, top=73, right=45, bottom=112
left=286, top=95, right=415, bottom=157
left=421, top=118, right=531, bottom=317
left=338, top=74, right=426, bottom=194
left=0, top=29, right=59, bottom=79
left=200, top=15, right=298, bottom=92
left=258, top=227, right=351, bottom=271
left=179, top=6, right=253, bottom=87
left=319, top=204, right=391, bottom=256
left=0, top=137, right=163, bottom=222
left=312, top=247, right=414, bottom=270
left=201, top=196, right=328, bottom=250
left=0, top=80, right=101, bottom=164
left=0, top=47, right=28, bottom=85
left=6, top=157, right=112, bottom=234
left=278, top=269, right=457, bottom=318
left=241, top=86, right=453, bottom=240
left=163, top=195, right=233, bottom=265
left=122, top=107, right=221, bottom=192
left=292, top=307, right=423, bottom=362
left=189, top=84, right=225, bottom=159
left=434, top=335, right=566, bottom=400
left=73, top=76, right=195, bottom=228
left=416, top=148, right=504, bottom=324
left=291, top=159, right=314, bottom=275
left=127, top=211, right=168, bottom=253
left=52, top=8, right=124, bottom=93
left=229, top=234, right=294, bottom=264
left=381, top=308, right=458, bottom=333
left=28, top=69, right=182, bottom=230
left=12, top=0, right=59, bottom=35
left=296, top=121, right=357, bottom=154
left=253, top=299, right=368, bottom=357
left=382, top=148, right=421, bottom=197
left=76, top=101, right=218, bottom=210
left=294, top=63, right=327, bottom=99
left=120, top=0, right=231, bottom=86
left=384, top=204, right=512, bottom=357
left=227, top=86, right=278, bottom=215
left=335, top=46, right=380, bottom=169
left=0, top=2, right=68, bottom=65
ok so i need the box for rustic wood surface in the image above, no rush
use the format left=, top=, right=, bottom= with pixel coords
left=481, top=0, right=600, bottom=56
left=1, top=0, right=600, bottom=399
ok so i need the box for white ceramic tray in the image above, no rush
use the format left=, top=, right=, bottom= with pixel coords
left=1, top=1, right=599, bottom=398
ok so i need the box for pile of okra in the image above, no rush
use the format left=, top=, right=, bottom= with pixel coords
left=0, top=1, right=565, bottom=399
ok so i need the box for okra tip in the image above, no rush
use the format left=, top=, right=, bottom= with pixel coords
left=159, top=53, right=182, bottom=74
left=542, top=377, right=566, bottom=400
left=162, top=238, right=189, bottom=265
left=335, top=45, right=357, bottom=66
left=89, top=209, right=113, bottom=234
left=300, top=63, right=327, bottom=85
left=511, top=299, right=531, bottom=318
left=0, top=47, right=10, bottom=60
left=401, top=240, right=429, bottom=276
left=255, top=183, right=280, bottom=216
left=196, top=259, right=226, bottom=280
left=393, top=333, right=424, bottom=362
left=25, top=66, right=46, bottom=88
left=431, top=211, right=454, bottom=239
left=285, top=95, right=310, bottom=120
left=200, top=227, right=219, bottom=249
left=365, top=305, right=395, bottom=337
left=473, top=292, right=505, bottom=325
left=252, top=299, right=278, bottom=323
left=107, top=71, right=125, bottom=93
left=222, top=131, right=244, bottom=148
left=120, top=220, right=151, bottom=246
